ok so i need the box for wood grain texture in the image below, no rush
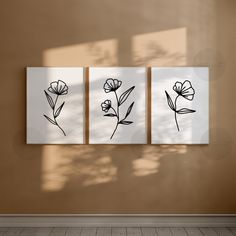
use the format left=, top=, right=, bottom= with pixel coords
left=80, top=228, right=97, bottom=236
left=49, top=228, right=67, bottom=236
left=97, top=228, right=112, bottom=236
left=5, top=228, right=23, bottom=236
left=141, top=228, right=157, bottom=236
left=156, top=228, right=172, bottom=236
left=19, top=228, right=52, bottom=236
left=126, top=228, right=141, bottom=236
left=2, top=227, right=236, bottom=236
left=65, top=228, right=81, bottom=236
left=230, top=228, right=236, bottom=236
left=112, top=228, right=126, bottom=236
left=185, top=228, right=203, bottom=236
left=171, top=227, right=188, bottom=236
left=214, top=228, right=235, bottom=236
left=199, top=228, right=218, bottom=236
left=0, top=227, right=9, bottom=236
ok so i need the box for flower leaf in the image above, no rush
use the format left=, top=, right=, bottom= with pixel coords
left=177, top=108, right=196, bottom=114
left=54, top=102, right=65, bottom=118
left=165, top=91, right=175, bottom=111
left=123, top=102, right=134, bottom=120
left=119, top=120, right=133, bottom=125
left=118, top=86, right=135, bottom=106
left=44, top=90, right=54, bottom=109
left=43, top=115, right=56, bottom=125
left=104, top=113, right=117, bottom=117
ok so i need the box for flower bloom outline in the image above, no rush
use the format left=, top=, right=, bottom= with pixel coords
left=103, top=78, right=122, bottom=93
left=101, top=100, right=112, bottom=113
left=48, top=80, right=69, bottom=95
left=173, top=80, right=195, bottom=101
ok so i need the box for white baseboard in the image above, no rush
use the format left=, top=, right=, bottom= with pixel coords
left=0, top=214, right=236, bottom=227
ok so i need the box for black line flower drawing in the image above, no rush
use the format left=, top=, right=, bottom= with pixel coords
left=48, top=80, right=69, bottom=95
left=173, top=80, right=195, bottom=100
left=101, top=78, right=135, bottom=140
left=101, top=99, right=112, bottom=113
left=165, top=80, right=196, bottom=131
left=104, top=79, right=122, bottom=93
left=43, top=80, right=68, bottom=136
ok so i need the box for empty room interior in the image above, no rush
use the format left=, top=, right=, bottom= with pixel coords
left=0, top=0, right=236, bottom=235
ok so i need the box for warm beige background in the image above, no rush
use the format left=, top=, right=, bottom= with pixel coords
left=0, top=0, right=236, bottom=214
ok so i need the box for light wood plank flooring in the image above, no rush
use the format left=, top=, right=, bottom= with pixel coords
left=0, top=227, right=235, bottom=236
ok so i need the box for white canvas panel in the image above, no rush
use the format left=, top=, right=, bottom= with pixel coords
left=89, top=67, right=147, bottom=144
left=152, top=67, right=209, bottom=144
left=27, top=67, right=85, bottom=144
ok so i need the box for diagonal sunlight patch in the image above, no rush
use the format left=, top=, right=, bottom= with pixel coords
left=43, top=39, right=118, bottom=66
left=41, top=31, right=187, bottom=191
left=132, top=28, right=186, bottom=66
left=41, top=38, right=118, bottom=191
left=42, top=145, right=117, bottom=191
left=132, top=145, right=187, bottom=177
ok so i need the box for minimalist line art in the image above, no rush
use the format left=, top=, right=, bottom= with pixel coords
left=43, top=80, right=68, bottom=136
left=165, top=80, right=196, bottom=131
left=101, top=78, right=135, bottom=139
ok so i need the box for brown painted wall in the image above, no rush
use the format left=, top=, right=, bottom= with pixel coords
left=0, top=0, right=236, bottom=214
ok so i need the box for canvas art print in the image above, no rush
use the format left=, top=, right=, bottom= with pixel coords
left=89, top=67, right=147, bottom=144
left=27, top=67, right=85, bottom=144
left=152, top=67, right=209, bottom=144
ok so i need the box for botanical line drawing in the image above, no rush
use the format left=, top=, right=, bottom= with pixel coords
left=101, top=78, right=135, bottom=139
left=165, top=80, right=196, bottom=131
left=43, top=80, right=68, bottom=136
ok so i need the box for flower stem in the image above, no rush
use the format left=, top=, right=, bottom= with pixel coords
left=110, top=107, right=118, bottom=117
left=53, top=95, right=66, bottom=136
left=110, top=122, right=118, bottom=140
left=174, top=111, right=180, bottom=132
left=54, top=95, right=59, bottom=112
left=174, top=95, right=180, bottom=131
left=55, top=122, right=66, bottom=136
left=110, top=91, right=120, bottom=139
left=114, top=91, right=119, bottom=118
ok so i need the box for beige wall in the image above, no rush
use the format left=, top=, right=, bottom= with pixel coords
left=0, top=0, right=236, bottom=214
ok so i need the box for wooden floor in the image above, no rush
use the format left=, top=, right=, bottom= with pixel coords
left=0, top=227, right=236, bottom=236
